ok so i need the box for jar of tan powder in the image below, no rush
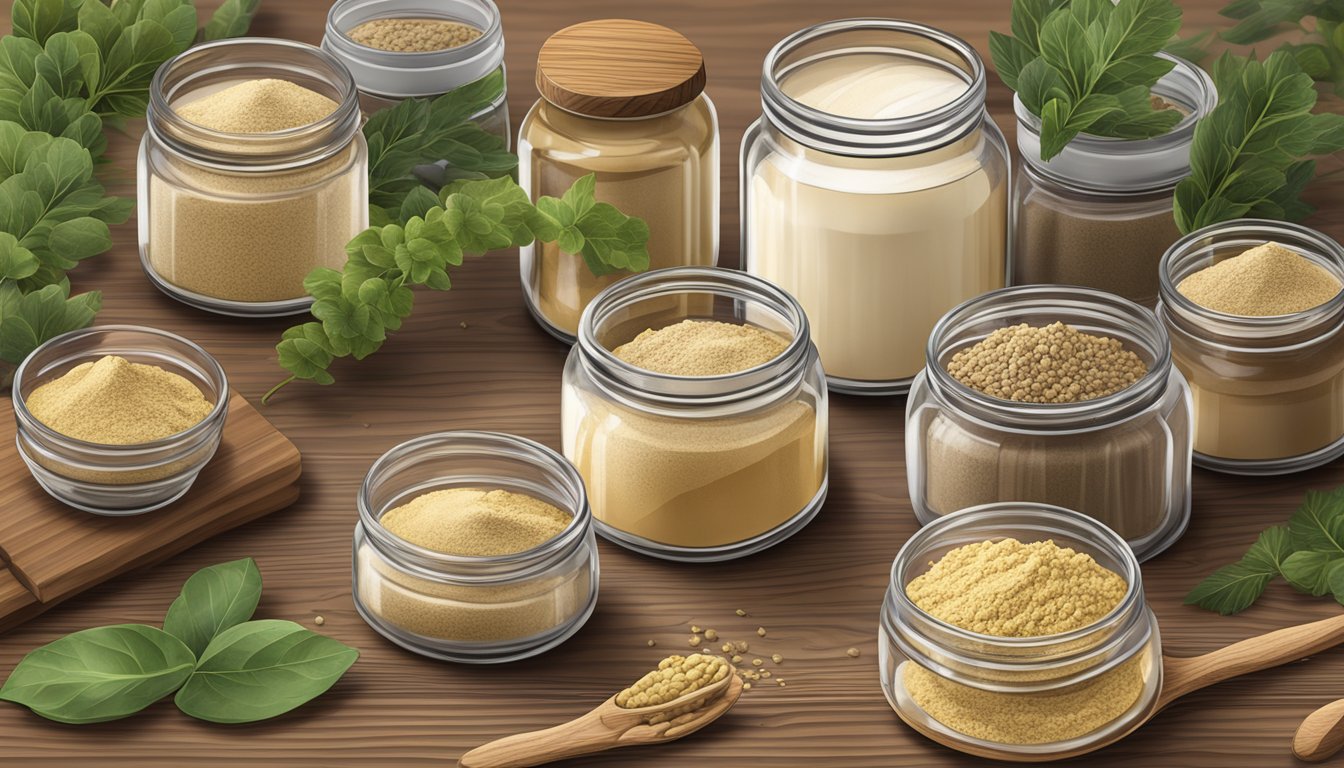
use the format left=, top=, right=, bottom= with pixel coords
left=353, top=431, right=598, bottom=663
left=1157, top=220, right=1344, bottom=475
left=519, top=20, right=720, bottom=342
left=880, top=504, right=1162, bottom=761
left=562, top=267, right=828, bottom=561
left=906, top=286, right=1193, bottom=560
left=741, top=19, right=1008, bottom=395
left=1011, top=54, right=1216, bottom=307
left=139, top=38, right=368, bottom=316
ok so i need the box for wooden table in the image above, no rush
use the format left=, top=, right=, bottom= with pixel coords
left=2, top=1, right=1343, bottom=765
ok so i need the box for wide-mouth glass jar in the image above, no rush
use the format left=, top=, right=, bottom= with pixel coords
left=12, top=326, right=230, bottom=515
left=906, top=285, right=1192, bottom=560
left=138, top=38, right=369, bottom=317
left=353, top=431, right=598, bottom=663
left=1157, top=219, right=1344, bottom=475
left=520, top=19, right=720, bottom=343
left=1011, top=55, right=1217, bottom=307
left=322, top=0, right=509, bottom=146
left=562, top=267, right=829, bottom=561
left=741, top=18, right=1009, bottom=396
left=880, top=504, right=1162, bottom=761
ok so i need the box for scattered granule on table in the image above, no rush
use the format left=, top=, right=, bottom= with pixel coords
left=348, top=17, right=481, bottom=52
left=846, top=648, right=860, bottom=658
left=379, top=488, right=570, bottom=556
left=1178, top=241, right=1342, bottom=316
left=905, top=538, right=1127, bottom=637
left=314, top=616, right=325, bottom=626
left=176, top=78, right=337, bottom=133
left=946, top=322, right=1147, bottom=403
left=616, top=654, right=730, bottom=709
left=612, top=320, right=788, bottom=376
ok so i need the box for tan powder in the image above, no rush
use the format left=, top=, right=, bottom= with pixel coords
left=348, top=18, right=481, bottom=52
left=616, top=653, right=731, bottom=708
left=379, top=488, right=571, bottom=556
left=176, top=79, right=338, bottom=134
left=947, top=322, right=1148, bottom=404
left=1177, top=241, right=1342, bottom=316
left=612, top=320, right=788, bottom=375
left=26, top=355, right=214, bottom=445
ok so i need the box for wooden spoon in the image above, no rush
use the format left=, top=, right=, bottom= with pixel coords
left=1293, top=698, right=1344, bottom=762
left=458, top=669, right=743, bottom=768
left=899, top=613, right=1344, bottom=762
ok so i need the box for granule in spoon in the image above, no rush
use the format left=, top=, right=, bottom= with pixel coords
left=616, top=654, right=730, bottom=709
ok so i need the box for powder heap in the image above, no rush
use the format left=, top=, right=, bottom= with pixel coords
left=348, top=17, right=481, bottom=52
left=905, top=538, right=1128, bottom=637
left=1177, top=241, right=1342, bottom=316
left=616, top=654, right=731, bottom=709
left=26, top=356, right=214, bottom=445
left=612, top=320, right=788, bottom=376
left=947, top=322, right=1148, bottom=403
left=379, top=488, right=571, bottom=557
left=176, top=79, right=338, bottom=133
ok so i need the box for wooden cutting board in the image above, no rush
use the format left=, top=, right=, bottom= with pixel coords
left=0, top=393, right=301, bottom=632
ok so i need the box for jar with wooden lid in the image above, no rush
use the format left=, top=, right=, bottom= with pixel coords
left=519, top=19, right=720, bottom=343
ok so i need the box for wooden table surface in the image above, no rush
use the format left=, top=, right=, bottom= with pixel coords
left=2, top=1, right=1343, bottom=766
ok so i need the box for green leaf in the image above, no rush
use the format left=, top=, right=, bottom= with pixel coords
left=203, top=0, right=260, bottom=41
left=1282, top=551, right=1344, bottom=596
left=0, top=232, right=39, bottom=280
left=0, top=625, right=195, bottom=724
left=1184, top=561, right=1277, bottom=615
left=11, top=0, right=81, bottom=45
left=533, top=173, right=650, bottom=276
left=174, top=620, right=358, bottom=724
left=1243, top=525, right=1294, bottom=573
left=1289, top=488, right=1344, bottom=554
left=163, top=559, right=263, bottom=659
left=0, top=282, right=100, bottom=364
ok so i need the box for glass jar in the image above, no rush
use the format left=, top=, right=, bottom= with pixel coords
left=741, top=19, right=1009, bottom=396
left=1157, top=220, right=1344, bottom=474
left=322, top=0, right=509, bottom=146
left=138, top=38, right=369, bottom=317
left=353, top=431, right=598, bottom=663
left=520, top=19, right=720, bottom=343
left=880, top=504, right=1162, bottom=761
left=562, top=267, right=828, bottom=561
left=906, top=286, right=1192, bottom=560
left=1011, top=54, right=1217, bottom=307
left=12, top=326, right=229, bottom=515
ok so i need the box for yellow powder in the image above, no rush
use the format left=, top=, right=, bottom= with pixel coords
left=613, top=320, right=788, bottom=375
left=348, top=18, right=481, bottom=52
left=616, top=653, right=731, bottom=708
left=176, top=79, right=338, bottom=133
left=946, top=322, right=1148, bottom=404
left=379, top=488, right=571, bottom=556
left=26, top=355, right=214, bottom=445
left=1177, top=241, right=1342, bottom=316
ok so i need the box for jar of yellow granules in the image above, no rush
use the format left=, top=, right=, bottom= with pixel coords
left=879, top=504, right=1162, bottom=761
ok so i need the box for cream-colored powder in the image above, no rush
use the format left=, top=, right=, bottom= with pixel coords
left=176, top=79, right=338, bottom=133
left=613, top=320, right=787, bottom=375
left=379, top=488, right=571, bottom=556
left=26, top=356, right=213, bottom=445
left=1177, top=241, right=1342, bottom=316
left=779, top=52, right=968, bottom=119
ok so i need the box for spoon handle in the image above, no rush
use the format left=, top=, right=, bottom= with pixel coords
left=1160, top=613, right=1344, bottom=709
left=458, top=710, right=617, bottom=768
left=1295, top=698, right=1344, bottom=762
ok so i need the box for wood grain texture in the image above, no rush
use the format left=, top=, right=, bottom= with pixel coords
left=0, top=1, right=1340, bottom=766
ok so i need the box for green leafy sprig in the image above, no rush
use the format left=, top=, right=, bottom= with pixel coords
left=0, top=558, right=358, bottom=724
left=989, top=0, right=1186, bottom=160
left=1220, top=0, right=1344, bottom=91
left=1187, top=486, right=1344, bottom=614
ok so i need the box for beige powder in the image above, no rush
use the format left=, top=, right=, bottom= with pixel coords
left=380, top=488, right=571, bottom=556
left=348, top=18, right=481, bottom=52
left=27, top=356, right=213, bottom=445
left=176, top=79, right=337, bottom=133
left=1178, top=241, right=1342, bottom=316
left=613, top=320, right=787, bottom=375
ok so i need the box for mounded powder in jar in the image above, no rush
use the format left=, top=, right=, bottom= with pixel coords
left=1177, top=241, right=1342, bottom=316
left=379, top=488, right=571, bottom=556
left=613, top=319, right=788, bottom=375
left=347, top=18, right=481, bottom=52
left=946, top=322, right=1148, bottom=403
left=902, top=538, right=1145, bottom=744
left=176, top=78, right=337, bottom=133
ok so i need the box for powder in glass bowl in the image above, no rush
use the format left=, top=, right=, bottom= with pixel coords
left=612, top=320, right=787, bottom=376
left=379, top=488, right=571, bottom=556
left=1177, top=241, right=1342, bottom=316
left=946, top=322, right=1148, bottom=403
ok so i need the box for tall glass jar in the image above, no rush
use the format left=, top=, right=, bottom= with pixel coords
left=1158, top=220, right=1344, bottom=475
left=906, top=286, right=1193, bottom=560
left=353, top=431, right=599, bottom=663
left=880, top=504, right=1162, bottom=761
left=138, top=38, right=368, bottom=317
left=562, top=267, right=828, bottom=562
left=741, top=19, right=1008, bottom=396
left=1012, top=55, right=1217, bottom=307
left=322, top=0, right=509, bottom=145
left=520, top=20, right=720, bottom=343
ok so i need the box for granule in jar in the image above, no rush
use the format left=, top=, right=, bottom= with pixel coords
left=616, top=654, right=730, bottom=709
left=945, top=322, right=1147, bottom=403
left=1177, top=241, right=1342, bottom=316
left=348, top=17, right=481, bottom=52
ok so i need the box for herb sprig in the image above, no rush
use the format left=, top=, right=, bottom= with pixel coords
left=1187, top=486, right=1344, bottom=614
left=0, top=558, right=358, bottom=724
left=1220, top=0, right=1344, bottom=93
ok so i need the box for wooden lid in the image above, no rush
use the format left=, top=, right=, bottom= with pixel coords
left=536, top=19, right=706, bottom=118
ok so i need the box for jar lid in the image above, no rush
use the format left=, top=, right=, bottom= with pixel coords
left=535, top=19, right=706, bottom=118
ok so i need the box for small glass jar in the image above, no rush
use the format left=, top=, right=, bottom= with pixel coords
left=906, top=286, right=1192, bottom=560
left=1157, top=220, right=1344, bottom=474
left=139, top=38, right=369, bottom=317
left=562, top=267, right=828, bottom=561
left=520, top=19, right=720, bottom=342
left=322, top=0, right=509, bottom=145
left=353, top=431, right=598, bottom=663
left=1011, top=54, right=1217, bottom=307
left=12, top=326, right=229, bottom=515
left=741, top=19, right=1009, bottom=396
left=880, top=504, right=1162, bottom=761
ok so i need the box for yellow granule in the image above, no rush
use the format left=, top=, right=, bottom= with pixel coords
left=616, top=654, right=730, bottom=709
left=612, top=320, right=788, bottom=376
left=348, top=18, right=481, bottom=52
left=379, top=488, right=571, bottom=556
left=176, top=78, right=338, bottom=134
left=1178, top=241, right=1342, bottom=316
left=946, top=322, right=1147, bottom=404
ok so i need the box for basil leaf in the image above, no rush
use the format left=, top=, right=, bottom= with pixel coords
left=163, top=558, right=264, bottom=658
left=174, top=620, right=358, bottom=724
left=0, top=625, right=194, bottom=724
left=1184, top=561, right=1277, bottom=615
left=1282, top=551, right=1344, bottom=596
left=1289, top=487, right=1344, bottom=555
left=203, top=0, right=261, bottom=42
